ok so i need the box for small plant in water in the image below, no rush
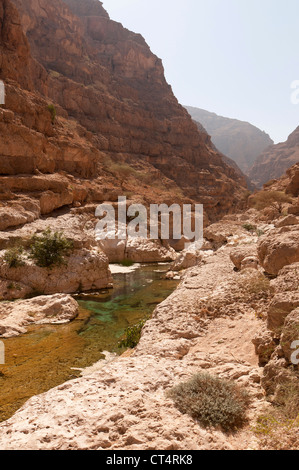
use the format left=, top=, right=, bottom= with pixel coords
left=120, top=259, right=134, bottom=267
left=168, top=372, right=249, bottom=432
left=118, top=319, right=146, bottom=349
left=29, top=229, right=73, bottom=268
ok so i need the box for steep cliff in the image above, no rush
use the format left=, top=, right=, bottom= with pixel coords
left=0, top=0, right=247, bottom=229
left=249, top=127, right=299, bottom=187
left=192, top=119, right=253, bottom=190
left=186, top=106, right=273, bottom=174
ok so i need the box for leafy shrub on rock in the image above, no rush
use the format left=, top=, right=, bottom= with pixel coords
left=47, top=104, right=56, bottom=124
left=29, top=229, right=73, bottom=268
left=4, top=246, right=25, bottom=268
left=168, top=373, right=249, bottom=432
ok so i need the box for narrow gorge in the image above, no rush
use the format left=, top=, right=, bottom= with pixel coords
left=0, top=0, right=298, bottom=453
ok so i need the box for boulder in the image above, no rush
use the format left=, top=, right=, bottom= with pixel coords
left=0, top=248, right=112, bottom=298
left=241, top=256, right=259, bottom=270
left=39, top=190, right=73, bottom=215
left=203, top=222, right=243, bottom=248
left=267, top=293, right=299, bottom=331
left=0, top=207, right=32, bottom=231
left=0, top=279, right=32, bottom=301
left=230, top=246, right=257, bottom=270
left=258, top=230, right=299, bottom=275
left=275, top=215, right=298, bottom=228
left=0, top=294, right=79, bottom=338
left=252, top=328, right=277, bottom=366
left=280, top=308, right=299, bottom=365
left=271, top=263, right=299, bottom=293
left=288, top=201, right=299, bottom=216
left=125, top=238, right=177, bottom=263
left=97, top=239, right=126, bottom=263
left=261, top=357, right=295, bottom=397
left=170, top=248, right=202, bottom=272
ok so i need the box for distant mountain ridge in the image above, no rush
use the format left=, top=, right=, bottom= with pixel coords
left=185, top=106, right=273, bottom=174
left=249, top=126, right=299, bottom=187
left=192, top=119, right=254, bottom=190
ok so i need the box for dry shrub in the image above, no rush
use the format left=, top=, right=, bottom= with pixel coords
left=168, top=373, right=249, bottom=432
left=249, top=191, right=292, bottom=212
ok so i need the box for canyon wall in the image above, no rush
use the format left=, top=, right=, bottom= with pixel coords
left=0, top=0, right=247, bottom=232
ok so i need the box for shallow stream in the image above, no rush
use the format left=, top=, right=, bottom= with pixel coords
left=0, top=264, right=178, bottom=422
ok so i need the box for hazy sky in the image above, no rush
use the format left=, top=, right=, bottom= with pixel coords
left=104, top=0, right=299, bottom=143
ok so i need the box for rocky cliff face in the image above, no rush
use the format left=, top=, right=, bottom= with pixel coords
left=193, top=119, right=254, bottom=190
left=186, top=106, right=273, bottom=175
left=249, top=127, right=299, bottom=187
left=0, top=0, right=247, bottom=229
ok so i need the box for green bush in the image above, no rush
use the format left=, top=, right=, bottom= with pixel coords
left=118, top=319, right=146, bottom=349
left=242, top=223, right=257, bottom=232
left=29, top=229, right=73, bottom=268
left=4, top=246, right=25, bottom=268
left=168, top=373, right=249, bottom=432
left=47, top=104, right=56, bottom=124
left=242, top=224, right=264, bottom=237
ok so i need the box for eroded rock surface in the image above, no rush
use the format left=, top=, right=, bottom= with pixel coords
left=258, top=229, right=299, bottom=275
left=0, top=248, right=112, bottom=299
left=0, top=294, right=78, bottom=337
left=0, top=242, right=267, bottom=450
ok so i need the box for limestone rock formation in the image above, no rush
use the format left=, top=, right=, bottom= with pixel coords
left=125, top=238, right=177, bottom=263
left=1, top=168, right=299, bottom=449
left=169, top=245, right=202, bottom=271
left=230, top=246, right=258, bottom=270
left=257, top=229, right=299, bottom=275
left=0, top=248, right=112, bottom=299
left=0, top=239, right=267, bottom=450
left=0, top=0, right=247, bottom=234
left=97, top=235, right=177, bottom=263
left=0, top=294, right=78, bottom=337
left=280, top=308, right=299, bottom=364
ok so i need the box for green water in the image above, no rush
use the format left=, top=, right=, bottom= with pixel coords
left=0, top=263, right=178, bottom=422
left=76, top=264, right=178, bottom=351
